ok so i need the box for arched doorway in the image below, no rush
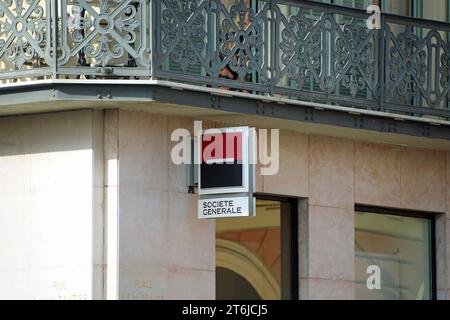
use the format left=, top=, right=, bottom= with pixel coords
left=216, top=267, right=261, bottom=300
left=216, top=239, right=281, bottom=300
left=215, top=198, right=298, bottom=300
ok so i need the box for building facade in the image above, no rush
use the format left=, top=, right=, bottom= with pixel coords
left=1, top=0, right=450, bottom=300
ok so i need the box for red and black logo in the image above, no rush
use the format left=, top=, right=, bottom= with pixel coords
left=201, top=132, right=243, bottom=189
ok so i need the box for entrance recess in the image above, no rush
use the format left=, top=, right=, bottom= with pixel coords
left=215, top=198, right=297, bottom=300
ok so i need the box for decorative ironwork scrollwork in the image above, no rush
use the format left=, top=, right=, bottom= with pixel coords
left=60, top=0, right=150, bottom=76
left=0, top=0, right=52, bottom=72
left=217, top=0, right=269, bottom=83
left=160, top=0, right=207, bottom=73
left=279, top=9, right=321, bottom=89
left=0, top=0, right=449, bottom=118
left=387, top=26, right=427, bottom=104
left=336, top=20, right=375, bottom=97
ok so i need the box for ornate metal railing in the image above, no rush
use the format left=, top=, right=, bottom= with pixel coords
left=1, top=0, right=450, bottom=119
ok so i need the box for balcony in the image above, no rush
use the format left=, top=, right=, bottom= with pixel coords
left=1, top=0, right=450, bottom=120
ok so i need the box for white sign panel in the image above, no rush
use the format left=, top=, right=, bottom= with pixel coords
left=198, top=197, right=250, bottom=219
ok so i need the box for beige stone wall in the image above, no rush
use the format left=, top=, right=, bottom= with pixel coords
left=0, top=110, right=103, bottom=299
left=2, top=109, right=438, bottom=300
left=109, top=111, right=215, bottom=300
left=110, top=110, right=449, bottom=300
left=1, top=108, right=447, bottom=300
left=257, top=130, right=449, bottom=299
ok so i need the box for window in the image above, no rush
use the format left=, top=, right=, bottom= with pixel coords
left=355, top=207, right=435, bottom=300
left=215, top=198, right=297, bottom=300
left=381, top=0, right=411, bottom=16
left=381, top=0, right=449, bottom=21
left=334, top=0, right=375, bottom=9
left=312, top=0, right=376, bottom=9
left=412, top=0, right=449, bottom=22
left=325, top=0, right=450, bottom=20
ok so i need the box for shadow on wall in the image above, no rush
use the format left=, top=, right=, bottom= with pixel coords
left=0, top=110, right=94, bottom=157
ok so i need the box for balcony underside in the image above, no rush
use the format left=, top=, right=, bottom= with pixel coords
left=1, top=80, right=449, bottom=150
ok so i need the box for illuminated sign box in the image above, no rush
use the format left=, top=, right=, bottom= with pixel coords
left=198, top=127, right=255, bottom=219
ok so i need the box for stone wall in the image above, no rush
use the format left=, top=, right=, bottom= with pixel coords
left=0, top=108, right=448, bottom=300
left=106, top=110, right=215, bottom=300
left=0, top=110, right=102, bottom=299
left=111, top=110, right=450, bottom=300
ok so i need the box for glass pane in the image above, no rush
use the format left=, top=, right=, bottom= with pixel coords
left=216, top=199, right=282, bottom=300
left=381, top=0, right=411, bottom=15
left=382, top=0, right=447, bottom=20
left=336, top=0, right=374, bottom=9
left=355, top=211, right=432, bottom=300
left=416, top=0, right=448, bottom=21
left=311, top=0, right=377, bottom=9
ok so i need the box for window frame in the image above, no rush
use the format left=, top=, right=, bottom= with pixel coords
left=355, top=204, right=437, bottom=300
left=254, top=194, right=299, bottom=300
